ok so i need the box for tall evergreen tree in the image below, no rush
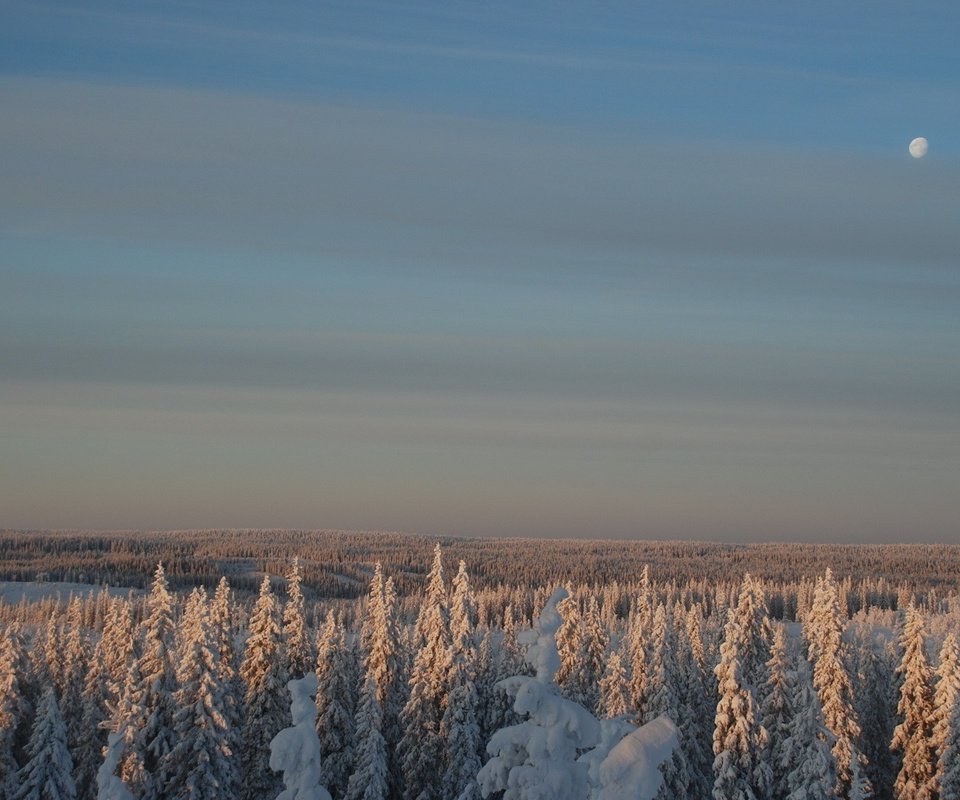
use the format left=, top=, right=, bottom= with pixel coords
left=783, top=660, right=836, bottom=800
left=763, top=625, right=795, bottom=800
left=240, top=575, right=287, bottom=800
left=853, top=634, right=897, bottom=800
left=597, top=649, right=629, bottom=719
left=165, top=588, right=238, bottom=800
left=938, top=680, right=960, bottom=800
left=1, top=625, right=26, bottom=799
left=398, top=544, right=452, bottom=800
left=934, top=633, right=960, bottom=800
left=442, top=561, right=482, bottom=800
left=14, top=686, right=77, bottom=800
left=315, top=611, right=355, bottom=800
left=891, top=606, right=936, bottom=800
left=807, top=569, right=871, bottom=800
left=283, top=557, right=313, bottom=681
left=129, top=563, right=178, bottom=800
left=345, top=673, right=389, bottom=800
left=712, top=609, right=772, bottom=800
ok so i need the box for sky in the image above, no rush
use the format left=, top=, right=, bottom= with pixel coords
left=1, top=1, right=958, bottom=542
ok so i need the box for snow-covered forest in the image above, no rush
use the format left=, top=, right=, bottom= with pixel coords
left=2, top=538, right=960, bottom=800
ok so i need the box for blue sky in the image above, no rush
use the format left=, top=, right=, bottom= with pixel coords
left=2, top=1, right=958, bottom=541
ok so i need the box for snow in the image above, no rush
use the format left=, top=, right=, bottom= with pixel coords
left=269, top=673, right=332, bottom=800
left=592, top=716, right=678, bottom=800
left=96, top=732, right=134, bottom=800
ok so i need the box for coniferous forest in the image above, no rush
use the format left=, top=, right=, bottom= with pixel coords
left=2, top=532, right=960, bottom=799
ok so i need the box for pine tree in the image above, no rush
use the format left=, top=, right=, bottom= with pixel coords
left=14, top=686, right=77, bottom=800
left=891, top=606, right=936, bottom=800
left=398, top=543, right=452, bottom=800
left=240, top=575, right=287, bottom=800
left=283, top=557, right=313, bottom=681
left=165, top=588, right=238, bottom=800
left=807, top=569, right=871, bottom=800
left=315, top=611, right=355, bottom=799
left=676, top=606, right=713, bottom=800
left=933, top=633, right=960, bottom=798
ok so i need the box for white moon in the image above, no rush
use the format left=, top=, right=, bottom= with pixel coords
left=909, top=137, right=928, bottom=158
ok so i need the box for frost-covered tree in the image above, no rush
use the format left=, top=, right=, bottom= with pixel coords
left=783, top=660, right=836, bottom=800
left=442, top=561, right=482, bottom=800
left=806, top=569, right=870, bottom=800
left=269, top=673, right=333, bottom=800
left=399, top=544, right=452, bottom=800
left=1, top=625, right=26, bottom=799
left=345, top=673, right=389, bottom=800
left=555, top=589, right=583, bottom=701
left=853, top=633, right=897, bottom=799
left=240, top=575, right=287, bottom=800
left=712, top=609, right=772, bottom=800
left=129, top=563, right=178, bottom=800
left=938, top=684, right=960, bottom=800
left=165, top=587, right=238, bottom=800
left=763, top=625, right=794, bottom=800
left=891, top=605, right=936, bottom=800
left=598, top=649, right=629, bottom=719
left=209, top=577, right=241, bottom=745
left=75, top=634, right=112, bottom=800
left=732, top=574, right=772, bottom=709
left=14, top=686, right=77, bottom=800
left=314, top=611, right=355, bottom=799
left=678, top=603, right=713, bottom=799
left=283, top=557, right=313, bottom=681
left=935, top=634, right=960, bottom=800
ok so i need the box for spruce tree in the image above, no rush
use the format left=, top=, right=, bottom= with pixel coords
left=283, top=557, right=313, bottom=681
left=399, top=543, right=453, bottom=800
left=130, top=563, right=178, bottom=800
left=165, top=588, right=238, bottom=800
left=783, top=660, right=836, bottom=800
left=1, top=625, right=26, bottom=799
left=807, top=569, right=871, bottom=800
left=442, top=561, right=482, bottom=800
left=763, top=625, right=794, bottom=800
left=345, top=673, right=389, bottom=800
left=597, top=649, right=629, bottom=719
left=240, top=575, right=287, bottom=800
left=933, top=633, right=960, bottom=798
left=315, top=611, right=355, bottom=799
left=938, top=683, right=960, bottom=800
left=14, top=686, right=77, bottom=800
left=891, top=606, right=936, bottom=800
left=712, top=610, right=772, bottom=800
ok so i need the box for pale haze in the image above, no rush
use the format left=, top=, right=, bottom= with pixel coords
left=1, top=1, right=958, bottom=542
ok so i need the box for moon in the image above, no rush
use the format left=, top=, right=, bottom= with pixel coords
left=909, top=137, right=928, bottom=159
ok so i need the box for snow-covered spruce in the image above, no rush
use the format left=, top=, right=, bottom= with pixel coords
left=269, top=673, right=332, bottom=800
